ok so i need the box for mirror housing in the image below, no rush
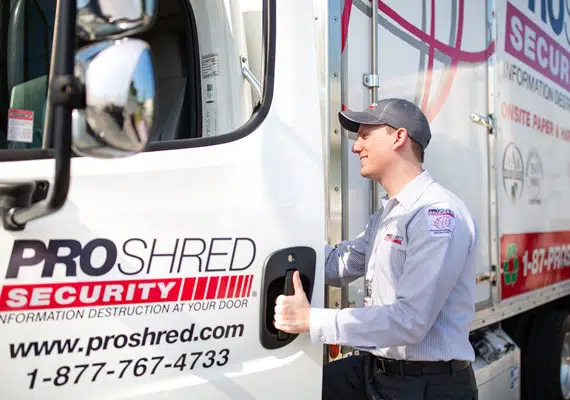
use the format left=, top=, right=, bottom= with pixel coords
left=76, top=0, right=157, bottom=41
left=72, top=38, right=155, bottom=158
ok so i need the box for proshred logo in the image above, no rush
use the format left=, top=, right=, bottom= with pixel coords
left=426, top=208, right=456, bottom=237
left=0, top=237, right=256, bottom=312
left=384, top=233, right=403, bottom=245
left=427, top=209, right=455, bottom=218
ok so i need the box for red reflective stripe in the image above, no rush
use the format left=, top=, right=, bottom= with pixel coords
left=194, top=277, right=208, bottom=300
left=217, top=276, right=229, bottom=299
left=235, top=276, right=245, bottom=298
left=206, top=276, right=219, bottom=300
left=227, top=276, right=238, bottom=298
left=240, top=276, right=251, bottom=297
left=341, top=0, right=353, bottom=52
left=245, top=275, right=253, bottom=297
left=180, top=277, right=196, bottom=301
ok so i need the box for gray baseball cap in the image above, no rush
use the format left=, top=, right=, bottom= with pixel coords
left=338, top=98, right=432, bottom=149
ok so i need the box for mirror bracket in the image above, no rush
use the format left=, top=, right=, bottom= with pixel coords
left=0, top=0, right=76, bottom=232
left=0, top=0, right=156, bottom=232
left=50, top=75, right=86, bottom=110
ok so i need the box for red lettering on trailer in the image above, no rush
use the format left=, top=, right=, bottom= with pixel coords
left=501, top=231, right=570, bottom=299
left=178, top=275, right=253, bottom=302
left=0, top=275, right=254, bottom=311
left=0, top=279, right=182, bottom=311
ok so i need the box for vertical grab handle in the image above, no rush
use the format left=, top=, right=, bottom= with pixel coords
left=259, top=247, right=316, bottom=350
left=277, top=270, right=296, bottom=341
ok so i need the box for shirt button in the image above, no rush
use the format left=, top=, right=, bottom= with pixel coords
left=320, top=336, right=327, bottom=342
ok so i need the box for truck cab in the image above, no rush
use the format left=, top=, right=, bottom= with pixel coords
left=0, top=0, right=325, bottom=398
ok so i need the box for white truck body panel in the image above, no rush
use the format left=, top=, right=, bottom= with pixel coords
left=494, top=0, right=570, bottom=302
left=341, top=0, right=570, bottom=333
left=0, top=0, right=324, bottom=398
left=342, top=0, right=493, bottom=311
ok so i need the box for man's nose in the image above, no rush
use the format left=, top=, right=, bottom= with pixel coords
left=352, top=138, right=363, bottom=153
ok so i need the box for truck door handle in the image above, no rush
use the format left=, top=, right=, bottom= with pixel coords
left=259, top=247, right=316, bottom=350
left=277, top=270, right=295, bottom=341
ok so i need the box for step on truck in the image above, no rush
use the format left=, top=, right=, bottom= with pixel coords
left=0, top=0, right=570, bottom=399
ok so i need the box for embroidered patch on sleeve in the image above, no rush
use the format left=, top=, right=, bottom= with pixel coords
left=426, top=208, right=456, bottom=237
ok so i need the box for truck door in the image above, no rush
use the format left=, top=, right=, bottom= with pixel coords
left=0, top=0, right=325, bottom=399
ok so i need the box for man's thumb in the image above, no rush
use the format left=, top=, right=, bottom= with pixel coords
left=293, top=270, right=304, bottom=295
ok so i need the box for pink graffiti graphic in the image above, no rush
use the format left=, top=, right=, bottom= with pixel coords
left=342, top=0, right=495, bottom=122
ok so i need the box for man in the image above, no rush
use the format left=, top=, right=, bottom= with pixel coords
left=274, top=98, right=478, bottom=399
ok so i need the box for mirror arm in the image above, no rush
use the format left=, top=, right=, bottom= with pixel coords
left=241, top=55, right=262, bottom=100
left=3, top=0, right=78, bottom=231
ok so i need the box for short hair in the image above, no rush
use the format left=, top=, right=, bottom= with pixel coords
left=385, top=125, right=424, bottom=163
left=410, top=137, right=425, bottom=163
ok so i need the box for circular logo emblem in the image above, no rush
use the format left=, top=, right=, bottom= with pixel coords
left=433, top=216, right=452, bottom=229
left=526, top=148, right=542, bottom=204
left=502, top=143, right=524, bottom=203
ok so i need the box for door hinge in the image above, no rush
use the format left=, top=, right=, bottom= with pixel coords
left=363, top=73, right=380, bottom=88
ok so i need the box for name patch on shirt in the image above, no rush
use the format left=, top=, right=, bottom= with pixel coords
left=384, top=233, right=403, bottom=245
left=426, top=208, right=456, bottom=237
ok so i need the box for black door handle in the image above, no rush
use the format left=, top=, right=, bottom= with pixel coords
left=259, top=247, right=316, bottom=350
left=277, top=270, right=295, bottom=341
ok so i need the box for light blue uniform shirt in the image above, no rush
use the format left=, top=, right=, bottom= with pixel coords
left=310, top=171, right=478, bottom=362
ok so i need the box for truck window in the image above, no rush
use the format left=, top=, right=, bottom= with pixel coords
left=0, top=0, right=55, bottom=150
left=0, top=0, right=266, bottom=151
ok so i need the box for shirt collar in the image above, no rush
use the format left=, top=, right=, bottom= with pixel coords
left=382, top=170, right=434, bottom=210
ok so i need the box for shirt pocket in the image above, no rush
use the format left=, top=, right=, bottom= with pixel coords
left=376, top=229, right=407, bottom=280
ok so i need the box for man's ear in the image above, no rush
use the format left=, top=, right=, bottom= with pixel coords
left=392, top=128, right=408, bottom=150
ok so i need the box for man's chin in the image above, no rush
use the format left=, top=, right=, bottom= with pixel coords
left=360, top=168, right=380, bottom=181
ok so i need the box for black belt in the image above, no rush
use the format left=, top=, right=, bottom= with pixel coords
left=374, top=357, right=471, bottom=376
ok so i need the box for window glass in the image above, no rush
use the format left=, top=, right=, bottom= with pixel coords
left=0, top=0, right=267, bottom=152
left=0, top=0, right=56, bottom=149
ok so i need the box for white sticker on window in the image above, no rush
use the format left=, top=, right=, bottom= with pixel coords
left=7, top=109, right=34, bottom=143
left=426, top=208, right=456, bottom=237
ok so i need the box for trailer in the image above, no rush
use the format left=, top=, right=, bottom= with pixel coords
left=0, top=0, right=569, bottom=398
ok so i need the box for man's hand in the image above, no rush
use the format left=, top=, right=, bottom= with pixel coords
left=274, top=270, right=310, bottom=334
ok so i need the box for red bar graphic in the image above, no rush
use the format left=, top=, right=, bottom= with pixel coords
left=235, top=276, right=244, bottom=298
left=194, top=277, right=208, bottom=300
left=217, top=276, right=229, bottom=299
left=245, top=275, right=254, bottom=297
left=206, top=277, right=219, bottom=300
left=180, top=277, right=196, bottom=301
left=0, top=278, right=182, bottom=311
left=240, top=275, right=251, bottom=297
left=227, top=276, right=238, bottom=299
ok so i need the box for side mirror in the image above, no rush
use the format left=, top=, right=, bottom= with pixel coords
left=72, top=38, right=155, bottom=158
left=76, top=0, right=157, bottom=41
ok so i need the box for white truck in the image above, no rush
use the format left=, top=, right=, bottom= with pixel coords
left=0, top=0, right=569, bottom=398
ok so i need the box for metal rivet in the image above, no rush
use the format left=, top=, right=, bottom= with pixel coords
left=334, top=186, right=339, bottom=192
left=334, top=129, right=339, bottom=134
left=334, top=72, right=339, bottom=78
left=334, top=16, right=338, bottom=21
